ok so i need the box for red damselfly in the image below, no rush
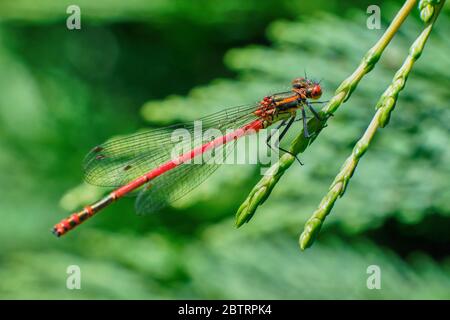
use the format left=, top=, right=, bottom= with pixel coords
left=52, top=77, right=323, bottom=237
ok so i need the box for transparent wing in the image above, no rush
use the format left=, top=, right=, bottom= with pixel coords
left=135, top=140, right=237, bottom=215
left=135, top=107, right=267, bottom=214
left=83, top=104, right=258, bottom=187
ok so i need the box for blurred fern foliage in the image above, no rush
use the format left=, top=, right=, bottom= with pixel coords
left=0, top=1, right=449, bottom=299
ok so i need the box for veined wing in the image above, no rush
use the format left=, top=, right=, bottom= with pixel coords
left=135, top=137, right=238, bottom=215
left=83, top=104, right=258, bottom=187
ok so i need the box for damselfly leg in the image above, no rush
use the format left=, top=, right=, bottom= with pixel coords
left=300, top=106, right=310, bottom=138
left=266, top=116, right=303, bottom=165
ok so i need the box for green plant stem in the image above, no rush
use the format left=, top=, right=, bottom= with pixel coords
left=299, top=0, right=445, bottom=250
left=235, top=0, right=418, bottom=227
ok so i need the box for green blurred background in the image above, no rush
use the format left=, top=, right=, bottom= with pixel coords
left=0, top=0, right=449, bottom=299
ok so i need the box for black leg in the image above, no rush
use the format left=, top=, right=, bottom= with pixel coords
left=308, top=101, right=333, bottom=117
left=307, top=103, right=322, bottom=121
left=278, top=146, right=303, bottom=165
left=266, top=118, right=286, bottom=151
left=294, top=114, right=312, bottom=122
left=301, top=106, right=310, bottom=138
left=278, top=116, right=295, bottom=143
left=277, top=116, right=304, bottom=165
left=267, top=116, right=303, bottom=165
left=309, top=100, right=329, bottom=104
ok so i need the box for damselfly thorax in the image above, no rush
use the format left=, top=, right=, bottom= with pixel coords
left=255, top=77, right=323, bottom=127
left=52, top=76, right=323, bottom=237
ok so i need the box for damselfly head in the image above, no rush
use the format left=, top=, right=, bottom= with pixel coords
left=292, top=77, right=322, bottom=100
left=308, top=83, right=322, bottom=100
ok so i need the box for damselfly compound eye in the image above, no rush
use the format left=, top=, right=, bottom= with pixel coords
left=310, top=84, right=322, bottom=99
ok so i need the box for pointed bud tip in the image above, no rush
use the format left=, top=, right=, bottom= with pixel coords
left=299, top=233, right=311, bottom=251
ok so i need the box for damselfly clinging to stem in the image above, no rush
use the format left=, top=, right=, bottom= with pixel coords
left=52, top=77, right=323, bottom=237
